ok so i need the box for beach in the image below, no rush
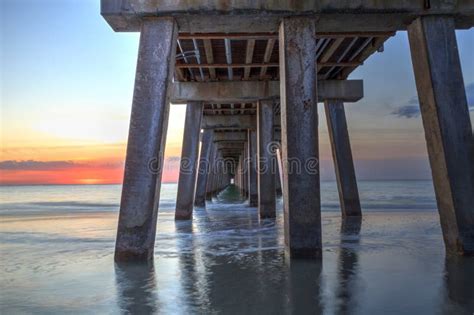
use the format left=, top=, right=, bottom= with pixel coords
left=1, top=182, right=473, bottom=314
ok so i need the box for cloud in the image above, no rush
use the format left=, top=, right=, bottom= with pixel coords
left=391, top=95, right=421, bottom=118
left=392, top=83, right=474, bottom=118
left=0, top=160, right=82, bottom=170
left=391, top=104, right=420, bottom=118
left=0, top=158, right=181, bottom=172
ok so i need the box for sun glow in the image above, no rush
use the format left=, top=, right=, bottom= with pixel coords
left=79, top=178, right=102, bottom=185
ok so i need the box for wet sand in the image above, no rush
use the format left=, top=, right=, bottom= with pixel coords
left=1, top=183, right=473, bottom=314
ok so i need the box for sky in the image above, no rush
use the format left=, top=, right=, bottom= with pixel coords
left=1, top=0, right=473, bottom=185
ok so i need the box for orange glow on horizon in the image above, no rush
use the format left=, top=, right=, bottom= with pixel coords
left=1, top=105, right=186, bottom=185
left=0, top=162, right=180, bottom=186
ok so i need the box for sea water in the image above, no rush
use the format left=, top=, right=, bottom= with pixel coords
left=0, top=181, right=473, bottom=314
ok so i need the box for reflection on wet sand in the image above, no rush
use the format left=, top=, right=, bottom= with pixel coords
left=113, top=211, right=474, bottom=315
left=175, top=220, right=212, bottom=312
left=173, top=201, right=324, bottom=313
left=4, top=184, right=474, bottom=314
left=114, top=262, right=158, bottom=314
left=336, top=217, right=362, bottom=315
left=286, top=258, right=324, bottom=314
left=443, top=255, right=474, bottom=314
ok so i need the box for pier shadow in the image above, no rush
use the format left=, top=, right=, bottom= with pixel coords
left=176, top=217, right=289, bottom=313
left=336, top=216, right=362, bottom=315
left=442, top=255, right=474, bottom=313
left=285, top=258, right=325, bottom=314
left=170, top=192, right=326, bottom=313
left=173, top=224, right=324, bottom=313
left=175, top=220, right=213, bottom=312
left=114, top=261, right=158, bottom=314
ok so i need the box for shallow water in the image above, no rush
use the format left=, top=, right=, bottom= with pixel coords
left=1, top=182, right=473, bottom=314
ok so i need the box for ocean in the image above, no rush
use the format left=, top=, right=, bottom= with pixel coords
left=0, top=181, right=473, bottom=314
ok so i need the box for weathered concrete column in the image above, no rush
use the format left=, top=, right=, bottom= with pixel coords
left=275, top=157, right=282, bottom=196
left=274, top=143, right=283, bottom=196
left=239, top=154, right=245, bottom=196
left=214, top=167, right=220, bottom=194
left=194, top=130, right=213, bottom=207
left=212, top=146, right=219, bottom=197
left=248, top=129, right=258, bottom=207
left=211, top=152, right=219, bottom=194
left=235, top=158, right=239, bottom=186
left=257, top=99, right=276, bottom=218
left=243, top=143, right=249, bottom=197
left=279, top=17, right=321, bottom=258
left=206, top=144, right=217, bottom=201
left=408, top=16, right=474, bottom=256
left=115, top=18, right=178, bottom=262
left=324, top=100, right=361, bottom=217
left=236, top=156, right=242, bottom=192
left=175, top=102, right=203, bottom=220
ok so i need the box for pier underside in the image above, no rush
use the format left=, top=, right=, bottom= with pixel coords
left=103, top=0, right=474, bottom=261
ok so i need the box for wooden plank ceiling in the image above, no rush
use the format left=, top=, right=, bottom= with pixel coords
left=174, top=32, right=393, bottom=116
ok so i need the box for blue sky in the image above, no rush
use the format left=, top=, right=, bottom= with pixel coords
left=1, top=0, right=473, bottom=182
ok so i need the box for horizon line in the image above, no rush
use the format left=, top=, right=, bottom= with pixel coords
left=0, top=178, right=433, bottom=187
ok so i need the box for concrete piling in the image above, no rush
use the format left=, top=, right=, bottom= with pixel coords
left=115, top=18, right=178, bottom=262
left=175, top=102, right=203, bottom=220
left=103, top=2, right=474, bottom=260
left=195, top=129, right=214, bottom=207
left=279, top=17, right=321, bottom=259
left=257, top=99, right=276, bottom=218
left=248, top=130, right=258, bottom=207
left=408, top=16, right=474, bottom=256
left=206, top=143, right=217, bottom=201
left=324, top=100, right=361, bottom=217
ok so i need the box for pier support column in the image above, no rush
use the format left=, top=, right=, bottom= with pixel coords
left=248, top=129, right=258, bottom=207
left=237, top=156, right=243, bottom=194
left=408, top=16, right=474, bottom=255
left=324, top=100, right=361, bottom=217
left=195, top=130, right=213, bottom=207
left=206, top=144, right=217, bottom=201
left=175, top=102, right=203, bottom=220
left=243, top=143, right=249, bottom=198
left=257, top=99, right=276, bottom=218
left=275, top=156, right=282, bottom=196
left=279, top=17, right=321, bottom=258
left=115, top=18, right=178, bottom=262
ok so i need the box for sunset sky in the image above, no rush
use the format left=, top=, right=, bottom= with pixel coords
left=1, top=0, right=473, bottom=185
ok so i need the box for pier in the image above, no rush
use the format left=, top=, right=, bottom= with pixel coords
left=101, top=1, right=474, bottom=261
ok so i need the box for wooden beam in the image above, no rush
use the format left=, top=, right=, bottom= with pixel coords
left=339, top=36, right=392, bottom=78
left=175, top=61, right=360, bottom=69
left=224, top=38, right=233, bottom=80
left=244, top=39, right=256, bottom=80
left=175, top=68, right=186, bottom=81
left=320, top=37, right=345, bottom=63
left=260, top=39, right=276, bottom=79
left=204, top=108, right=256, bottom=113
left=203, top=39, right=216, bottom=80
left=324, top=37, right=358, bottom=79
